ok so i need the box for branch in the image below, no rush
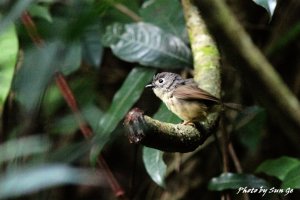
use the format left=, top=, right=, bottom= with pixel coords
left=124, top=108, right=214, bottom=152
left=195, top=0, right=300, bottom=146
left=124, top=0, right=221, bottom=152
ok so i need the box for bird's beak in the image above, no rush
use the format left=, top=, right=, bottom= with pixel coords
left=145, top=83, right=154, bottom=88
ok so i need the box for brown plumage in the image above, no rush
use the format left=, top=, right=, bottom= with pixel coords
left=146, top=72, right=223, bottom=124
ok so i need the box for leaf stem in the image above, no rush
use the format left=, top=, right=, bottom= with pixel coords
left=113, top=3, right=142, bottom=22
left=21, top=12, right=127, bottom=199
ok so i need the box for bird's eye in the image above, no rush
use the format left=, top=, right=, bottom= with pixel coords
left=158, top=78, right=164, bottom=83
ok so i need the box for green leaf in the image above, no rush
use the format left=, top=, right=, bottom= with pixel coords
left=97, top=67, right=156, bottom=136
left=0, top=165, right=101, bottom=199
left=0, top=0, right=35, bottom=33
left=28, top=4, right=52, bottom=22
left=256, top=156, right=300, bottom=181
left=91, top=67, right=156, bottom=163
left=49, top=141, right=91, bottom=163
left=0, top=21, right=18, bottom=113
left=140, top=0, right=188, bottom=41
left=252, top=0, right=277, bottom=19
left=49, top=114, right=78, bottom=135
left=0, top=136, right=50, bottom=164
left=233, top=106, right=266, bottom=151
left=153, top=103, right=181, bottom=124
left=208, top=173, right=269, bottom=191
left=82, top=23, right=104, bottom=68
left=14, top=40, right=81, bottom=113
left=14, top=42, right=58, bottom=113
left=60, top=41, right=82, bottom=75
left=282, top=165, right=300, bottom=189
left=266, top=22, right=300, bottom=55
left=42, top=83, right=64, bottom=117
left=143, top=146, right=166, bottom=187
left=82, top=104, right=104, bottom=131
left=102, top=22, right=192, bottom=69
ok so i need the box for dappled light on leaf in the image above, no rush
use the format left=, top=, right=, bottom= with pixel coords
left=0, top=165, right=104, bottom=199
left=143, top=147, right=166, bottom=187
left=0, top=22, right=18, bottom=113
left=256, top=156, right=300, bottom=181
left=0, top=136, right=50, bottom=164
left=102, top=22, right=192, bottom=68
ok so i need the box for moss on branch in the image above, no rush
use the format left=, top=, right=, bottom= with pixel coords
left=195, top=0, right=300, bottom=147
left=124, top=0, right=221, bottom=152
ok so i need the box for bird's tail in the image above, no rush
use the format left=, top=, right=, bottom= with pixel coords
left=222, top=102, right=244, bottom=112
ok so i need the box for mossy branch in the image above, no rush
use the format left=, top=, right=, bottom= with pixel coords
left=195, top=0, right=300, bottom=146
left=124, top=0, right=221, bottom=152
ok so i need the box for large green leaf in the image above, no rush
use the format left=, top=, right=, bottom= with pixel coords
left=140, top=0, right=187, bottom=41
left=208, top=173, right=269, bottom=191
left=142, top=104, right=180, bottom=188
left=91, top=67, right=156, bottom=162
left=282, top=165, right=300, bottom=189
left=14, top=40, right=81, bottom=113
left=0, top=165, right=101, bottom=199
left=143, top=147, right=166, bottom=187
left=0, top=136, right=50, bottom=164
left=256, top=156, right=300, bottom=181
left=252, top=0, right=277, bottom=19
left=97, top=67, right=156, bottom=136
left=102, top=22, right=192, bottom=69
left=0, top=21, right=18, bottom=112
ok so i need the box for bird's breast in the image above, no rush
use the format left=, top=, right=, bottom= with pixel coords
left=167, top=96, right=208, bottom=121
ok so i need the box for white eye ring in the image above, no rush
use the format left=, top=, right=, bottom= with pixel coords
left=158, top=78, right=164, bottom=83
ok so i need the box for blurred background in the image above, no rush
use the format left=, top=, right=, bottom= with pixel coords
left=0, top=0, right=300, bottom=199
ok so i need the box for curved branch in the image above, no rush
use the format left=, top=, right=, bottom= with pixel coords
left=124, top=108, right=209, bottom=152
left=124, top=0, right=221, bottom=152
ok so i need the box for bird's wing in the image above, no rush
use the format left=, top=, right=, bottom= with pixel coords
left=173, top=84, right=220, bottom=103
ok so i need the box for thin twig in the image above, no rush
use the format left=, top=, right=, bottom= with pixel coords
left=220, top=118, right=230, bottom=200
left=228, top=142, right=242, bottom=173
left=220, top=119, right=229, bottom=172
left=21, top=12, right=44, bottom=47
left=113, top=3, right=142, bottom=22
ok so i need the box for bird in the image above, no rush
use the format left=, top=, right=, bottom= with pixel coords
left=146, top=72, right=233, bottom=125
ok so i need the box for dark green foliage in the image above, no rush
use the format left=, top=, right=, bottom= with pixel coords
left=256, top=156, right=300, bottom=189
left=1, top=0, right=299, bottom=199
left=208, top=173, right=270, bottom=191
left=140, top=0, right=188, bottom=41
left=233, top=106, right=266, bottom=151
